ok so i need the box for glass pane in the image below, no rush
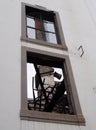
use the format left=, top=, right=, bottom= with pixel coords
left=27, top=17, right=35, bottom=27
left=27, top=27, right=44, bottom=40
left=45, top=32, right=57, bottom=43
left=27, top=17, right=42, bottom=30
left=35, top=30, right=44, bottom=40
left=27, top=28, right=35, bottom=39
left=44, top=21, right=55, bottom=32
left=35, top=18, right=42, bottom=30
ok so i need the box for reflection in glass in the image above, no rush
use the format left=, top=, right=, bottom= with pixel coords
left=26, top=18, right=58, bottom=44
left=27, top=17, right=42, bottom=31
left=45, top=33, right=57, bottom=43
left=26, top=17, right=58, bottom=43
left=27, top=17, right=35, bottom=27
left=44, top=21, right=55, bottom=32
left=27, top=28, right=35, bottom=39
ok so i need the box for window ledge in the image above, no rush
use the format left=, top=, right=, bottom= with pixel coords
left=21, top=36, right=68, bottom=51
left=20, top=109, right=85, bottom=126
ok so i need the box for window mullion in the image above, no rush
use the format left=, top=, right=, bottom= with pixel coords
left=40, top=15, right=46, bottom=41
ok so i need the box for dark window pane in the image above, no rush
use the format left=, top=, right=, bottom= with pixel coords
left=35, top=18, right=42, bottom=30
left=35, top=30, right=44, bottom=40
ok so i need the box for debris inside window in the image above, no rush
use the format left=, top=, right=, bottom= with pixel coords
left=27, top=60, right=72, bottom=114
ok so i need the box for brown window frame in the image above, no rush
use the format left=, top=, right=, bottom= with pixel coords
left=21, top=3, right=68, bottom=50
left=20, top=46, right=85, bottom=125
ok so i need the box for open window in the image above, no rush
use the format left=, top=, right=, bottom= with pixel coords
left=27, top=52, right=73, bottom=114
left=20, top=47, right=85, bottom=125
left=21, top=3, right=67, bottom=49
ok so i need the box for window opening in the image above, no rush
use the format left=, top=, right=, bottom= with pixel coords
left=27, top=53, right=73, bottom=114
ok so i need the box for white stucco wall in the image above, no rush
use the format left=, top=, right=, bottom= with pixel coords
left=0, top=0, right=96, bottom=130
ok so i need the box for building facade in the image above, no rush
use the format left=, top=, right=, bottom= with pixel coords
left=0, top=0, right=96, bottom=130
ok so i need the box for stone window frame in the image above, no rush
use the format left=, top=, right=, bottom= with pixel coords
left=21, top=2, right=68, bottom=50
left=20, top=46, right=85, bottom=125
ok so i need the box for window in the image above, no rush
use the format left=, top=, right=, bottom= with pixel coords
left=26, top=7, right=57, bottom=43
left=20, top=47, right=85, bottom=125
left=27, top=53, right=73, bottom=114
left=21, top=3, right=67, bottom=49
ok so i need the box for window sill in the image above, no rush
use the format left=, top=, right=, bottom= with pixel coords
left=20, top=109, right=85, bottom=125
left=21, top=36, right=68, bottom=50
